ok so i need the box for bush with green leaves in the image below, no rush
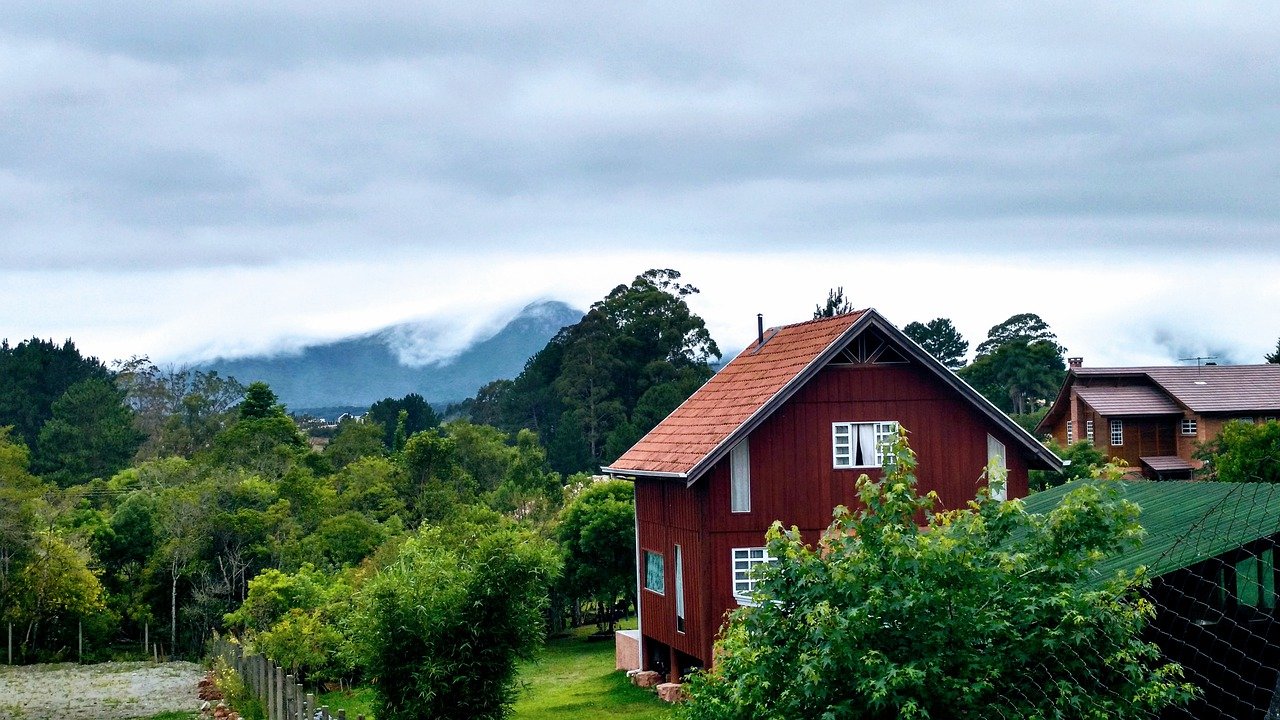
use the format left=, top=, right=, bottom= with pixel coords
left=1195, top=418, right=1280, bottom=483
left=679, top=433, right=1194, bottom=720
left=352, top=519, right=559, bottom=720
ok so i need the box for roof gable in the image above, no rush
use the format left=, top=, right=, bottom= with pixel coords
left=1039, top=364, right=1280, bottom=431
left=604, top=308, right=1061, bottom=482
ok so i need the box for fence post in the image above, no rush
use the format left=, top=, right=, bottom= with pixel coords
left=295, top=682, right=305, bottom=720
left=321, top=706, right=329, bottom=720
left=337, top=710, right=346, bottom=720
left=7, top=623, right=11, bottom=665
left=285, top=674, right=295, bottom=720
left=268, top=661, right=277, bottom=720
left=276, top=664, right=285, bottom=720
left=306, top=693, right=316, bottom=720
left=78, top=621, right=83, bottom=663
left=144, top=622, right=148, bottom=658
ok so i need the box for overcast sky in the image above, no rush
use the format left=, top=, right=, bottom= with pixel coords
left=2, top=2, right=1278, bottom=369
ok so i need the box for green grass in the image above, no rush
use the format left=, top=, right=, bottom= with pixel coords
left=511, top=625, right=672, bottom=720
left=306, top=621, right=670, bottom=720
left=316, top=686, right=377, bottom=720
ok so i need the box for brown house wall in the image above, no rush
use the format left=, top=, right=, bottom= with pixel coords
left=635, top=362, right=1036, bottom=669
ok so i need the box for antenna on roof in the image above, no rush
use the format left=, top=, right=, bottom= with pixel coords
left=1178, top=355, right=1218, bottom=367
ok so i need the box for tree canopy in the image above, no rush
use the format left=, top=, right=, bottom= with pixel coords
left=1195, top=419, right=1280, bottom=483
left=470, top=268, right=719, bottom=473
left=903, top=317, right=968, bottom=369
left=1266, top=338, right=1280, bottom=364
left=960, top=313, right=1067, bottom=416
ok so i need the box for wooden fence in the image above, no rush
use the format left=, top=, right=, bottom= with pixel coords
left=220, top=642, right=365, bottom=720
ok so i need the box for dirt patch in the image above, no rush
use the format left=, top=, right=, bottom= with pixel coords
left=0, top=661, right=204, bottom=720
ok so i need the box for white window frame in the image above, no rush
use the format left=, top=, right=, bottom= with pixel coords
left=1180, top=418, right=1197, bottom=436
left=643, top=550, right=664, bottom=595
left=730, top=439, right=751, bottom=513
left=1066, top=420, right=1074, bottom=445
left=987, top=434, right=1007, bottom=502
left=832, top=421, right=898, bottom=469
left=732, top=547, right=774, bottom=604
left=1086, top=420, right=1095, bottom=443
left=1110, top=419, right=1124, bottom=447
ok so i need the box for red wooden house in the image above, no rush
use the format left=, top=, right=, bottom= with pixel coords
left=603, top=309, right=1061, bottom=679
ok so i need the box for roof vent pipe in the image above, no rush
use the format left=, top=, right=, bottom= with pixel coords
left=757, top=314, right=764, bottom=347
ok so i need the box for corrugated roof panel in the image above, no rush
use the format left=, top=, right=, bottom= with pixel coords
left=1020, top=480, right=1280, bottom=584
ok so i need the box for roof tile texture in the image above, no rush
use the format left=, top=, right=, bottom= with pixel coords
left=608, top=312, right=864, bottom=476
left=1076, top=365, right=1280, bottom=413
left=1074, top=384, right=1182, bottom=416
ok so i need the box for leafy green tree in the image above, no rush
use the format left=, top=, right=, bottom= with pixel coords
left=1030, top=439, right=1108, bottom=492
left=332, top=456, right=405, bottom=522
left=903, top=317, right=969, bottom=369
left=813, top=286, right=855, bottom=318
left=483, top=269, right=718, bottom=473
left=960, top=316, right=1067, bottom=415
left=352, top=520, right=559, bottom=720
left=1266, top=338, right=1280, bottom=363
left=33, top=378, right=145, bottom=487
left=0, top=427, right=46, bottom=613
left=239, top=381, right=284, bottom=420
left=679, top=434, right=1193, bottom=720
left=9, top=531, right=108, bottom=656
left=323, top=418, right=387, bottom=470
left=367, top=393, right=439, bottom=450
left=974, top=312, right=1065, bottom=357
left=1195, top=419, right=1280, bottom=483
left=301, top=511, right=389, bottom=570
left=557, top=480, right=635, bottom=631
left=0, top=337, right=111, bottom=448
left=114, top=357, right=244, bottom=459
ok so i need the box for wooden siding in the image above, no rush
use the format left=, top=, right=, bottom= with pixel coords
left=635, top=477, right=712, bottom=670
left=636, top=360, right=1037, bottom=667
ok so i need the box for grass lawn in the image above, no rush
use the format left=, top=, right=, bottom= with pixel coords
left=511, top=624, right=672, bottom=720
left=306, top=623, right=672, bottom=720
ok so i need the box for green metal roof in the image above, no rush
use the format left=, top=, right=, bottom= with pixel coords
left=1019, top=480, right=1280, bottom=581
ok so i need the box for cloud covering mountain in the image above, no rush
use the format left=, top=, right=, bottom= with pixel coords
left=200, top=300, right=582, bottom=410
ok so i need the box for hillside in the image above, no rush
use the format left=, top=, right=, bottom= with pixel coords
left=201, top=301, right=583, bottom=410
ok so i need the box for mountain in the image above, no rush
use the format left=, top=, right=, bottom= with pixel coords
left=201, top=301, right=583, bottom=412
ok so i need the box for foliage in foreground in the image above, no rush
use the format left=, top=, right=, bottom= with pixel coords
left=679, top=433, right=1194, bottom=720
left=352, top=520, right=560, bottom=720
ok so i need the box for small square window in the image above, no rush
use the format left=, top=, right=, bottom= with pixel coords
left=1086, top=420, right=1094, bottom=443
left=1110, top=419, right=1124, bottom=447
left=1180, top=419, right=1197, bottom=436
left=1066, top=420, right=1073, bottom=445
left=644, top=550, right=664, bottom=595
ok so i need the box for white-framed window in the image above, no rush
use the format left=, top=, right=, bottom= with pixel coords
left=987, top=434, right=1007, bottom=502
left=1066, top=421, right=1074, bottom=445
left=732, top=547, right=773, bottom=602
left=832, top=421, right=898, bottom=468
left=1239, top=417, right=1255, bottom=425
left=1180, top=418, right=1197, bottom=436
left=1110, top=419, right=1124, bottom=447
left=643, top=550, right=664, bottom=595
left=1086, top=420, right=1095, bottom=443
left=730, top=439, right=750, bottom=513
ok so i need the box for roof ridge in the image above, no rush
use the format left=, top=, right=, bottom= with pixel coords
left=764, top=308, right=868, bottom=333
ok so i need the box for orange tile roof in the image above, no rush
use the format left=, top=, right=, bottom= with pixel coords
left=605, top=311, right=866, bottom=477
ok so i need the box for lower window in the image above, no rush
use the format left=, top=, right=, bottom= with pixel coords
left=732, top=547, right=774, bottom=603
